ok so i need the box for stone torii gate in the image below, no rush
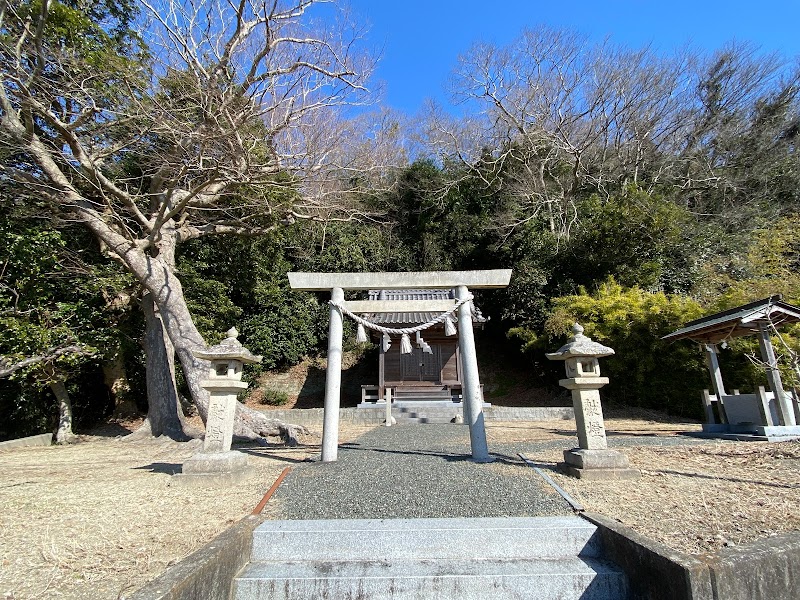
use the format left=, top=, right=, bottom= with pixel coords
left=288, top=270, right=513, bottom=463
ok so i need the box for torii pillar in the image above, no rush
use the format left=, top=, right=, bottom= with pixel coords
left=288, top=270, right=513, bottom=463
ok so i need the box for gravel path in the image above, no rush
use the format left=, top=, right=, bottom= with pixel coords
left=272, top=424, right=573, bottom=520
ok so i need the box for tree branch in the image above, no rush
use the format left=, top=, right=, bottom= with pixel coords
left=0, top=345, right=94, bottom=379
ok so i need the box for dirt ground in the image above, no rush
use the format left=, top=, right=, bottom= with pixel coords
left=0, top=419, right=374, bottom=600
left=2, top=414, right=800, bottom=599
left=487, top=415, right=800, bottom=556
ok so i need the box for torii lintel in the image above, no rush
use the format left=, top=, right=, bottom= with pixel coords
left=288, top=270, right=512, bottom=291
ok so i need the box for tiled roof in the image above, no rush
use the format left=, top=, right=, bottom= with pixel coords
left=363, top=289, right=487, bottom=325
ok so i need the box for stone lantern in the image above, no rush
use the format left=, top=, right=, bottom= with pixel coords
left=546, top=323, right=638, bottom=480
left=176, top=327, right=262, bottom=486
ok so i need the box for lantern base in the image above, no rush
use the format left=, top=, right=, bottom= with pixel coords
left=172, top=450, right=254, bottom=487
left=559, top=448, right=640, bottom=480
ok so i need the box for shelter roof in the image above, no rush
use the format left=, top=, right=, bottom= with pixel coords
left=662, top=295, right=800, bottom=344
left=363, top=289, right=486, bottom=326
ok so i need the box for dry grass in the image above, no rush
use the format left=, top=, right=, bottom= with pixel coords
left=3, top=414, right=800, bottom=598
left=0, top=419, right=372, bottom=600
left=487, top=418, right=800, bottom=555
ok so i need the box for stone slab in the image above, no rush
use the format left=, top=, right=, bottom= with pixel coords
left=560, top=464, right=640, bottom=480
left=234, top=556, right=627, bottom=600
left=251, top=517, right=604, bottom=562
left=287, top=269, right=513, bottom=291
left=756, top=425, right=800, bottom=438
left=0, top=432, right=52, bottom=451
left=581, top=512, right=714, bottom=600
left=173, top=451, right=253, bottom=487
left=564, top=448, right=631, bottom=469
left=182, top=450, right=249, bottom=474
left=171, top=468, right=255, bottom=488
left=698, top=424, right=800, bottom=442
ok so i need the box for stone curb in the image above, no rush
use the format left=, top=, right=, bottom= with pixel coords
left=125, top=514, right=265, bottom=600
left=583, top=512, right=800, bottom=600
left=259, top=406, right=574, bottom=427
left=582, top=512, right=714, bottom=600
left=0, top=432, right=52, bottom=451
left=708, top=530, right=800, bottom=600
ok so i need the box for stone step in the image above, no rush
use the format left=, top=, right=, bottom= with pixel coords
left=394, top=386, right=449, bottom=393
left=393, top=404, right=467, bottom=424
left=234, top=557, right=627, bottom=600
left=396, top=402, right=464, bottom=414
left=395, top=415, right=455, bottom=424
left=250, top=517, right=604, bottom=562
left=392, top=396, right=456, bottom=402
left=393, top=393, right=453, bottom=398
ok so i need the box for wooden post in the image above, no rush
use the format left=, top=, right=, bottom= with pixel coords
left=322, top=287, right=344, bottom=462
left=704, top=344, right=727, bottom=398
left=757, top=323, right=795, bottom=426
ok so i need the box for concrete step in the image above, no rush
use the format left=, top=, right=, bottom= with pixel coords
left=234, top=556, right=627, bottom=600
left=236, top=518, right=627, bottom=600
left=393, top=395, right=453, bottom=400
left=250, top=517, right=604, bottom=562
left=394, top=404, right=466, bottom=424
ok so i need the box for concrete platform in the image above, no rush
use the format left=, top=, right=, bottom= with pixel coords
left=694, top=424, right=800, bottom=442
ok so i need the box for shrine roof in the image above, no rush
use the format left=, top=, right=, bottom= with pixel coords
left=363, top=289, right=486, bottom=325
left=662, top=295, right=800, bottom=344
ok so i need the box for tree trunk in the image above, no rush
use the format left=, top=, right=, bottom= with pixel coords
left=103, top=354, right=137, bottom=417
left=150, top=262, right=309, bottom=445
left=130, top=292, right=191, bottom=440
left=82, top=220, right=307, bottom=444
left=51, top=379, right=76, bottom=444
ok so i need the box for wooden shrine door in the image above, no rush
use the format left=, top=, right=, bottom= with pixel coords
left=400, top=346, right=442, bottom=382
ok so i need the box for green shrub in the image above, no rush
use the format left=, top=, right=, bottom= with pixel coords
left=535, top=279, right=709, bottom=418
left=259, top=388, right=289, bottom=406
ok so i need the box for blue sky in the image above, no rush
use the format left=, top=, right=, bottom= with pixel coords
left=343, top=1, right=800, bottom=114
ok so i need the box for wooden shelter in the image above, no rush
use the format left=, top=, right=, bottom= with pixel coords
left=663, top=296, right=800, bottom=439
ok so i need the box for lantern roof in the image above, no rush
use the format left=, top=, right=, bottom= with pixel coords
left=546, top=324, right=615, bottom=360
left=192, top=328, right=262, bottom=363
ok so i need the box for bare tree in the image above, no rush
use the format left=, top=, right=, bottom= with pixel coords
left=427, top=27, right=799, bottom=241
left=425, top=27, right=696, bottom=240
left=0, top=0, right=378, bottom=441
left=676, top=43, right=800, bottom=220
